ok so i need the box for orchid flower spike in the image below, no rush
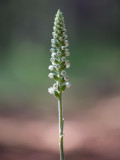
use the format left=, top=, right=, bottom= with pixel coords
left=48, top=9, right=71, bottom=98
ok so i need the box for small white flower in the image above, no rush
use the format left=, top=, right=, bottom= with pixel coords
left=59, top=37, right=63, bottom=41
left=51, top=52, right=56, bottom=57
left=57, top=17, right=61, bottom=21
left=64, top=76, right=69, bottom=81
left=61, top=57, right=66, bottom=62
left=65, top=40, right=68, bottom=44
left=50, top=58, right=55, bottom=62
left=63, top=32, right=66, bottom=36
left=66, top=51, right=70, bottom=56
left=52, top=62, right=56, bottom=66
left=53, top=83, right=58, bottom=89
left=48, top=87, right=55, bottom=94
left=55, top=17, right=59, bottom=22
left=53, top=34, right=57, bottom=39
left=61, top=46, right=66, bottom=50
left=48, top=73, right=54, bottom=79
left=56, top=64, right=60, bottom=70
left=64, top=35, right=67, bottom=39
left=57, top=51, right=61, bottom=56
left=66, top=64, right=70, bottom=68
left=65, top=49, right=69, bottom=53
left=52, top=32, right=55, bottom=36
left=51, top=39, right=55, bottom=43
left=53, top=26, right=56, bottom=30
left=48, top=65, right=53, bottom=71
left=66, top=82, right=71, bottom=88
left=57, top=25, right=60, bottom=28
left=51, top=43, right=56, bottom=47
left=54, top=22, right=57, bottom=25
left=61, top=70, right=66, bottom=76
left=63, top=28, right=67, bottom=32
left=57, top=30, right=61, bottom=34
left=65, top=40, right=69, bottom=47
left=65, top=60, right=70, bottom=65
left=48, top=65, right=54, bottom=71
left=65, top=43, right=69, bottom=47
left=52, top=32, right=57, bottom=38
left=50, top=48, right=55, bottom=53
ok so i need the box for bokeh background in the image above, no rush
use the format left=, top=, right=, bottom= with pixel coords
left=0, top=0, right=120, bottom=160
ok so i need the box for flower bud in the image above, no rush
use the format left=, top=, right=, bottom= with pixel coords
left=64, top=35, right=67, bottom=39
left=52, top=62, right=56, bottom=66
left=51, top=39, right=55, bottom=43
left=48, top=73, right=54, bottom=79
left=61, top=70, right=66, bottom=76
left=65, top=40, right=68, bottom=44
left=61, top=46, right=66, bottom=50
left=63, top=29, right=67, bottom=32
left=53, top=83, right=58, bottom=89
left=53, top=34, right=58, bottom=39
left=65, top=40, right=69, bottom=47
left=56, top=25, right=60, bottom=29
left=48, top=87, right=55, bottom=94
left=53, top=26, right=56, bottom=30
left=50, top=57, right=55, bottom=62
left=57, top=50, right=62, bottom=56
left=65, top=60, right=70, bottom=65
left=65, top=43, right=69, bottom=47
left=57, top=30, right=61, bottom=34
left=56, top=64, right=60, bottom=70
left=62, top=32, right=66, bottom=36
left=48, top=65, right=54, bottom=71
left=64, top=76, right=69, bottom=81
left=59, top=37, right=63, bottom=41
left=61, top=57, right=66, bottom=62
left=66, top=82, right=71, bottom=88
left=51, top=43, right=56, bottom=47
left=50, top=48, right=55, bottom=53
left=66, top=64, right=70, bottom=68
left=65, top=51, right=70, bottom=56
left=51, top=52, right=56, bottom=57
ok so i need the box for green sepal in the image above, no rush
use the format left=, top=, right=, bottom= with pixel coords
left=54, top=59, right=59, bottom=64
left=61, top=61, right=65, bottom=66
left=58, top=85, right=60, bottom=91
left=61, top=84, right=66, bottom=92
left=61, top=77, right=65, bottom=82
left=53, top=75, right=59, bottom=81
left=54, top=90, right=60, bottom=98
left=61, top=65, right=66, bottom=70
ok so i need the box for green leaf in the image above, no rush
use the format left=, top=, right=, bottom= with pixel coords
left=54, top=75, right=59, bottom=81
left=54, top=59, right=59, bottom=64
left=61, top=84, right=66, bottom=92
left=61, top=77, right=65, bottom=82
left=54, top=90, right=60, bottom=98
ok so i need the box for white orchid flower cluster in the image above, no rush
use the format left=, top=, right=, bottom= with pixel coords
left=48, top=9, right=71, bottom=98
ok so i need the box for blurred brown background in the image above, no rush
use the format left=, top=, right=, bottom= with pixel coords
left=0, top=0, right=120, bottom=159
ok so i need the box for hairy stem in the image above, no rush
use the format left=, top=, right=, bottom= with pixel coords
left=58, top=92, right=64, bottom=160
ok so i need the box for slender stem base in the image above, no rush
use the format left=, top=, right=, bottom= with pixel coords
left=58, top=93, right=64, bottom=160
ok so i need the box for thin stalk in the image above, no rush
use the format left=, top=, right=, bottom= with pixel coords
left=58, top=93, right=64, bottom=160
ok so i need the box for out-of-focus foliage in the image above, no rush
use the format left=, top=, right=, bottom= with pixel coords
left=0, top=0, right=120, bottom=109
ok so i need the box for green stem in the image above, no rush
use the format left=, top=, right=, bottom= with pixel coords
left=58, top=93, right=64, bottom=160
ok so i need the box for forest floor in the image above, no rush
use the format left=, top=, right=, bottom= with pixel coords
left=0, top=96, right=120, bottom=160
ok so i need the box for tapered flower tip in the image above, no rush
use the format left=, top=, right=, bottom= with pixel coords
left=57, top=9, right=63, bottom=16
left=57, top=9, right=61, bottom=13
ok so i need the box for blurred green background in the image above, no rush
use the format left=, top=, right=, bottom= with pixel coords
left=0, top=1, right=120, bottom=160
left=0, top=0, right=120, bottom=113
